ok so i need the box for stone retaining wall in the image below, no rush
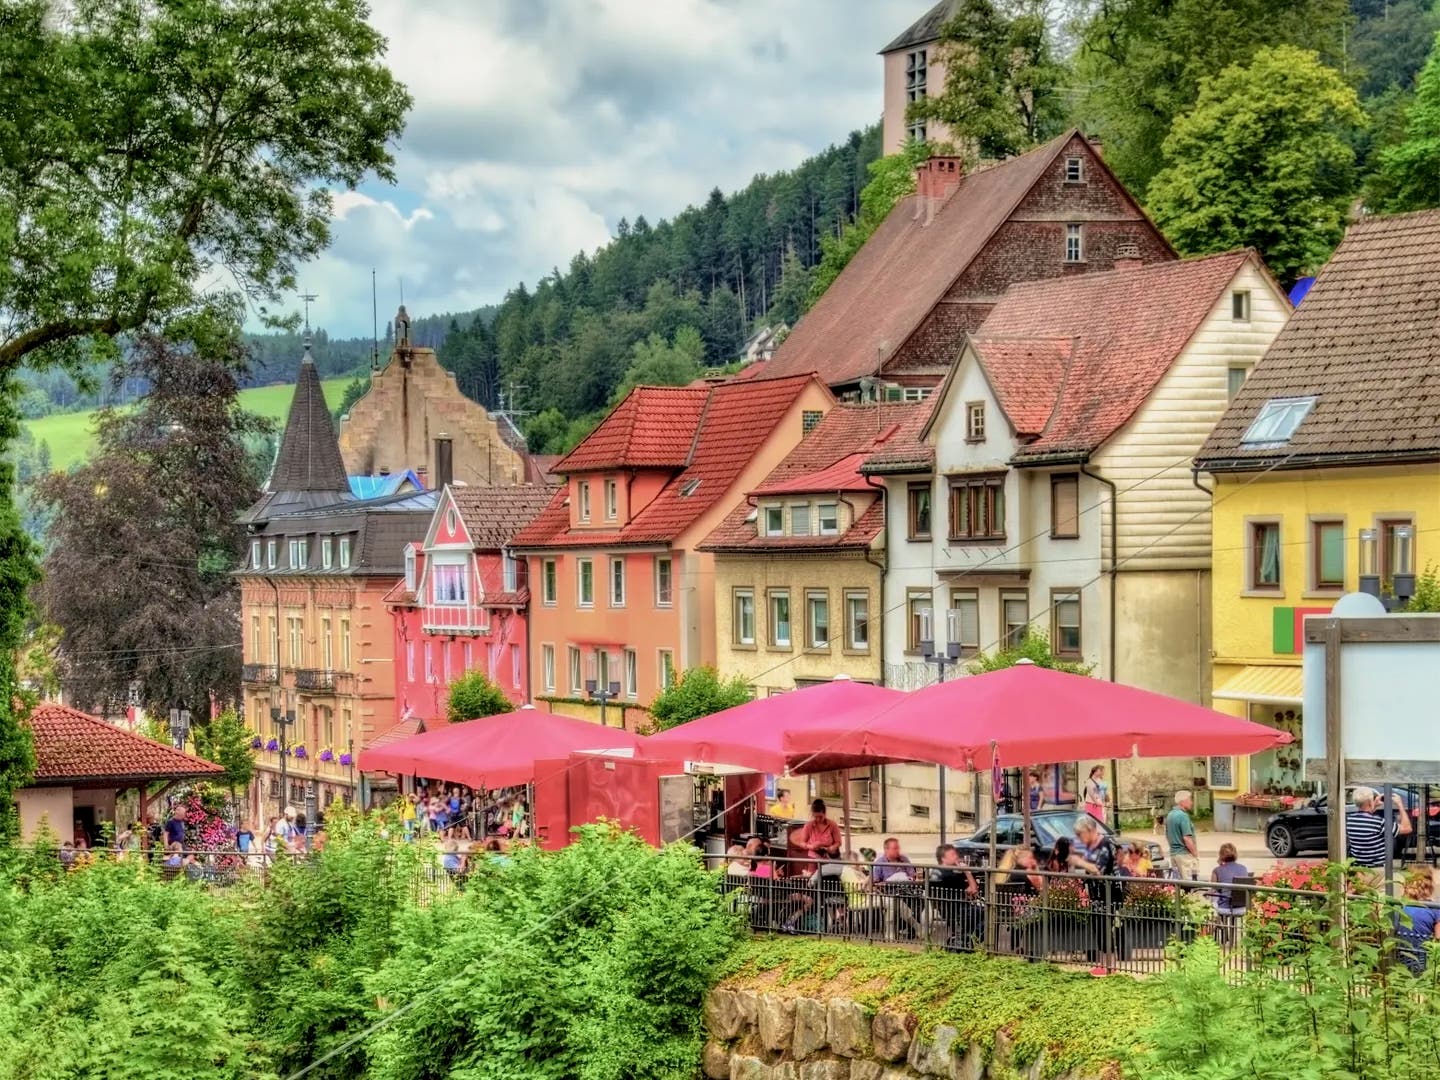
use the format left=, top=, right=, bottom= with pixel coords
left=701, top=987, right=1103, bottom=1080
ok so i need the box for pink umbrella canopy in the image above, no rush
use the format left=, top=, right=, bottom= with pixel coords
left=360, top=708, right=641, bottom=789
left=781, top=662, right=1291, bottom=770
left=642, top=678, right=911, bottom=774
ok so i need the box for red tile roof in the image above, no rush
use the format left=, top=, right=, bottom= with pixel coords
left=450, top=484, right=560, bottom=550
left=760, top=131, right=1141, bottom=388
left=1197, top=209, right=1440, bottom=469
left=25, top=703, right=225, bottom=787
left=366, top=715, right=451, bottom=749
left=512, top=375, right=826, bottom=549
left=861, top=395, right=942, bottom=474
left=554, top=386, right=709, bottom=471
left=703, top=402, right=929, bottom=551
left=972, top=250, right=1258, bottom=460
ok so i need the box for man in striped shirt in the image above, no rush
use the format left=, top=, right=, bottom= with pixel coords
left=1345, top=787, right=1412, bottom=868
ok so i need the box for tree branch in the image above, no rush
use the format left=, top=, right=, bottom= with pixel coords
left=0, top=314, right=130, bottom=370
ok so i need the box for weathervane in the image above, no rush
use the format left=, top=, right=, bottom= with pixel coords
left=300, top=291, right=318, bottom=345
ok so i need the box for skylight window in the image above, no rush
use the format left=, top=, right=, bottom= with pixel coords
left=679, top=478, right=701, bottom=497
left=1241, top=396, right=1316, bottom=446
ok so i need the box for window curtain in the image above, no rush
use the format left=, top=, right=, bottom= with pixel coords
left=1260, top=527, right=1281, bottom=583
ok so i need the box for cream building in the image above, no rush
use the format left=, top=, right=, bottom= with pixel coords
left=865, top=250, right=1291, bottom=829
left=880, top=2, right=958, bottom=153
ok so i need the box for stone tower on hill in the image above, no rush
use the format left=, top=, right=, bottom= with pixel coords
left=338, top=305, right=527, bottom=486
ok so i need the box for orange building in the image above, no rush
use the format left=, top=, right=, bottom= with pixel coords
left=510, top=375, right=834, bottom=727
left=237, top=344, right=435, bottom=821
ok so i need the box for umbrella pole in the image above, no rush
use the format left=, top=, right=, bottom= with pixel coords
left=842, top=768, right=853, bottom=859
left=1022, top=765, right=1034, bottom=850
left=986, top=745, right=999, bottom=951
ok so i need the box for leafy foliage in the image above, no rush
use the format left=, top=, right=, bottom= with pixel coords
left=1074, top=0, right=1350, bottom=191
left=0, top=0, right=411, bottom=374
left=967, top=629, right=1094, bottom=676
left=335, top=373, right=370, bottom=420
left=34, top=335, right=267, bottom=717
left=1369, top=30, right=1440, bottom=213
left=192, top=709, right=257, bottom=796
left=0, top=375, right=38, bottom=830
left=608, top=325, right=706, bottom=407
left=1147, top=46, right=1366, bottom=281
left=913, top=0, right=1068, bottom=159
left=1403, top=562, right=1440, bottom=611
left=446, top=670, right=515, bottom=722
left=644, top=665, right=754, bottom=734
left=0, top=821, right=741, bottom=1080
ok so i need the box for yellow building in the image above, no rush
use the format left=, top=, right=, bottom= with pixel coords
left=1195, top=210, right=1440, bottom=839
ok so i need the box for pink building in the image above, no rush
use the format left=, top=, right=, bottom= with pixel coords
left=386, top=484, right=558, bottom=730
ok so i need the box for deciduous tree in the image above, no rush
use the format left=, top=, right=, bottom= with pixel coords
left=446, top=672, right=514, bottom=723
left=644, top=666, right=752, bottom=734
left=1146, top=46, right=1365, bottom=282
left=1368, top=31, right=1440, bottom=212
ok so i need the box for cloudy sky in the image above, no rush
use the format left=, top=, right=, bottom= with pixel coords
left=298, top=0, right=919, bottom=337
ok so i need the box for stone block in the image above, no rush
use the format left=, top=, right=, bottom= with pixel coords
left=772, top=1065, right=798, bottom=1080
left=735, top=989, right=761, bottom=1033
left=707, top=989, right=744, bottom=1041
left=827, top=998, right=872, bottom=1058
left=955, top=1044, right=985, bottom=1080
left=703, top=1041, right=732, bottom=1079
left=848, top=1062, right=883, bottom=1080
left=758, top=994, right=797, bottom=1053
left=732, top=1056, right=770, bottom=1080
left=799, top=1062, right=849, bottom=1080
left=907, top=1023, right=960, bottom=1077
left=792, top=996, right=829, bottom=1060
left=871, top=1010, right=915, bottom=1063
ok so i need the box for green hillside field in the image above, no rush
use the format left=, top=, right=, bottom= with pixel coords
left=22, top=378, right=350, bottom=470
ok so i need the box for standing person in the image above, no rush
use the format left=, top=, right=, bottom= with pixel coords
left=1027, top=772, right=1046, bottom=813
left=235, top=821, right=255, bottom=855
left=1083, top=766, right=1109, bottom=824
left=399, top=793, right=418, bottom=839
left=1073, top=815, right=1121, bottom=974
left=1166, top=791, right=1200, bottom=880
left=164, top=806, right=187, bottom=850
left=795, top=799, right=841, bottom=871
left=1345, top=787, right=1412, bottom=869
left=771, top=788, right=797, bottom=819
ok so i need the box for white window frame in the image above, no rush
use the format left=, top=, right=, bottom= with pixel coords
left=250, top=539, right=262, bottom=569
left=806, top=590, right=830, bottom=650
left=338, top=537, right=352, bottom=569
left=609, top=556, right=626, bottom=607
left=604, top=479, right=618, bottom=520
left=658, top=649, right=675, bottom=690
left=1064, top=223, right=1083, bottom=263
left=542, top=644, right=555, bottom=692
left=266, top=539, right=278, bottom=570
left=576, top=558, right=594, bottom=607
left=769, top=590, right=791, bottom=648
left=431, top=559, right=469, bottom=606
left=402, top=546, right=414, bottom=589
left=817, top=503, right=839, bottom=536
left=845, top=591, right=869, bottom=652
left=762, top=505, right=784, bottom=537
left=322, top=537, right=334, bottom=571
left=950, top=588, right=980, bottom=655
left=654, top=556, right=673, bottom=607
left=542, top=559, right=557, bottom=605
left=511, top=643, right=521, bottom=689
left=1231, top=289, right=1251, bottom=322
left=1242, top=397, right=1316, bottom=446
left=966, top=401, right=985, bottom=442
left=406, top=640, right=416, bottom=682
left=623, top=648, right=638, bottom=699
left=502, top=550, right=519, bottom=593
left=733, top=589, right=756, bottom=646
left=577, top=480, right=591, bottom=522
left=1064, top=156, right=1084, bottom=182
left=569, top=646, right=583, bottom=694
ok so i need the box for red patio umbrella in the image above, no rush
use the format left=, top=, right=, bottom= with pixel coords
left=641, top=677, right=911, bottom=775
left=360, top=707, right=641, bottom=789
left=781, top=661, right=1290, bottom=770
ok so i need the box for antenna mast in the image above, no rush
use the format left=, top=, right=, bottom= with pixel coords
left=300, top=292, right=318, bottom=349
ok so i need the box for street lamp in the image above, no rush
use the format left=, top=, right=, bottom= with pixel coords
left=270, top=703, right=295, bottom=812
left=167, top=708, right=191, bottom=751
left=584, top=654, right=622, bottom=728
left=1358, top=525, right=1417, bottom=609
left=918, top=607, right=963, bottom=843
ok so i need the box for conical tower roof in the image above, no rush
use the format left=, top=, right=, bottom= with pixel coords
left=268, top=345, right=350, bottom=494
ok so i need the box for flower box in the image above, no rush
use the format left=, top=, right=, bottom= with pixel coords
left=293, top=746, right=307, bottom=760
left=265, top=738, right=279, bottom=752
left=339, top=752, right=353, bottom=766
left=319, top=748, right=335, bottom=762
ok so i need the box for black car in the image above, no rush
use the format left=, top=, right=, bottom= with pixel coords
left=1265, top=792, right=1440, bottom=859
left=954, top=808, right=1169, bottom=871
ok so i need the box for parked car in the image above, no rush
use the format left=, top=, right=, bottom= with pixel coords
left=1265, top=791, right=1440, bottom=859
left=954, top=808, right=1169, bottom=872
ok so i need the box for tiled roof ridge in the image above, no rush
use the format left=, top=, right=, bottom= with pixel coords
left=999, top=247, right=1251, bottom=302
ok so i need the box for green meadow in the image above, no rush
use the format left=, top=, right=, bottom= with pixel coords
left=22, top=378, right=350, bottom=470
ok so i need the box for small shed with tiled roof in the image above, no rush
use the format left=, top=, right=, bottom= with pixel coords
left=16, top=702, right=224, bottom=842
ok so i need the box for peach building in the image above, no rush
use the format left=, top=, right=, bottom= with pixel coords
left=880, top=1, right=958, bottom=153
left=510, top=375, right=834, bottom=727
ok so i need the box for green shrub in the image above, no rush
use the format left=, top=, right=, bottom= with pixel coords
left=446, top=670, right=514, bottom=723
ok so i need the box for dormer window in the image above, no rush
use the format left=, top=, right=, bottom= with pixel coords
left=577, top=480, right=591, bottom=521
left=338, top=536, right=352, bottom=569
left=288, top=538, right=307, bottom=569
left=322, top=537, right=334, bottom=570
left=762, top=505, right=784, bottom=536
left=404, top=547, right=416, bottom=591
left=266, top=539, right=278, bottom=569
left=604, top=479, right=618, bottom=520
left=503, top=551, right=518, bottom=592
left=250, top=539, right=262, bottom=569
left=790, top=504, right=810, bottom=537
left=818, top=503, right=839, bottom=535
left=1242, top=397, right=1316, bottom=446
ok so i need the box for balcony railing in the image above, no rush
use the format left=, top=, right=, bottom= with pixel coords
left=242, top=663, right=278, bottom=685
left=294, top=668, right=336, bottom=692
left=421, top=603, right=492, bottom=636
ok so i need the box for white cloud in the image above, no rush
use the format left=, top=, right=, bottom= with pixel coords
left=283, top=0, right=919, bottom=336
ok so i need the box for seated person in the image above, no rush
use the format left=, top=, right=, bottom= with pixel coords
left=840, top=849, right=883, bottom=933
left=1210, top=843, right=1250, bottom=915
left=1398, top=870, right=1440, bottom=975
left=871, top=838, right=916, bottom=884
left=725, top=843, right=751, bottom=877
left=163, top=841, right=184, bottom=869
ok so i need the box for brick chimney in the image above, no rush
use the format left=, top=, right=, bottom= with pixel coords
left=914, top=156, right=964, bottom=225
left=1113, top=241, right=1143, bottom=272
left=434, top=433, right=454, bottom=491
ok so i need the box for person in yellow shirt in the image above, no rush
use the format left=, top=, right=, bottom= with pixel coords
left=399, top=792, right=418, bottom=839
left=771, top=788, right=797, bottom=819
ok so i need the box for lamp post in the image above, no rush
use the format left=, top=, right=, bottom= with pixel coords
left=270, top=703, right=295, bottom=814
left=584, top=654, right=622, bottom=728
left=1358, top=525, right=1417, bottom=609
left=918, top=606, right=963, bottom=843
left=167, top=708, right=192, bottom=751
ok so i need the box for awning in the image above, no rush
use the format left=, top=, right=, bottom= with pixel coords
left=1211, top=665, right=1303, bottom=706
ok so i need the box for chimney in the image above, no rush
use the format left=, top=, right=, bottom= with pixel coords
left=914, top=156, right=964, bottom=225
left=416, top=466, right=428, bottom=489
left=434, top=433, right=454, bottom=491
left=1113, top=242, right=1143, bottom=272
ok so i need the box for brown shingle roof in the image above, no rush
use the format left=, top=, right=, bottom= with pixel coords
left=554, top=386, right=709, bottom=472
left=702, top=402, right=928, bottom=551
left=269, top=349, right=350, bottom=494
left=25, top=703, right=225, bottom=787
left=759, top=131, right=1082, bottom=389
left=1197, top=210, right=1440, bottom=470
left=879, top=0, right=958, bottom=53
left=450, top=485, right=560, bottom=550
left=972, top=250, right=1258, bottom=460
